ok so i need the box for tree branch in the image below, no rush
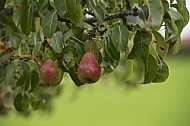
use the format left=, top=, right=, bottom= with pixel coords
left=0, top=7, right=139, bottom=25
left=83, top=7, right=139, bottom=24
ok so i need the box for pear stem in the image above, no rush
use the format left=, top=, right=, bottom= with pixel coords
left=89, top=27, right=96, bottom=52
left=89, top=39, right=93, bottom=52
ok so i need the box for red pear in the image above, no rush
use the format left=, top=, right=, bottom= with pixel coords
left=77, top=52, right=101, bottom=84
left=40, top=59, right=63, bottom=86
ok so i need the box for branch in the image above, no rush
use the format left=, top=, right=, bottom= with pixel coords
left=83, top=7, right=139, bottom=24
left=0, top=7, right=139, bottom=25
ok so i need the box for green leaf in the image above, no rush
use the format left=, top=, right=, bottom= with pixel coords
left=127, top=47, right=137, bottom=60
left=69, top=3, right=84, bottom=23
left=165, top=18, right=178, bottom=43
left=134, top=30, right=151, bottom=61
left=20, top=5, right=33, bottom=35
left=2, top=92, right=14, bottom=108
left=54, top=0, right=70, bottom=18
left=47, top=31, right=63, bottom=53
left=42, top=11, right=58, bottom=38
left=168, top=10, right=184, bottom=34
left=63, top=50, right=75, bottom=68
left=179, top=7, right=189, bottom=26
left=92, top=6, right=105, bottom=24
left=153, top=61, right=169, bottom=83
left=16, top=74, right=25, bottom=86
left=3, top=64, right=15, bottom=85
left=14, top=93, right=30, bottom=112
left=54, top=0, right=83, bottom=23
left=32, top=41, right=42, bottom=59
left=13, top=6, right=23, bottom=26
left=30, top=70, right=39, bottom=92
left=111, top=25, right=129, bottom=52
left=145, top=0, right=163, bottom=29
left=144, top=54, right=159, bottom=84
left=69, top=66, right=85, bottom=86
left=63, top=29, right=73, bottom=42
left=18, top=39, right=30, bottom=56
left=103, top=39, right=120, bottom=73
left=136, top=6, right=149, bottom=23
left=171, top=36, right=181, bottom=55
left=152, top=31, right=169, bottom=59
left=176, top=0, right=186, bottom=11
left=22, top=61, right=31, bottom=91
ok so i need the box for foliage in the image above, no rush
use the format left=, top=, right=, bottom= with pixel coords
left=0, top=0, right=189, bottom=115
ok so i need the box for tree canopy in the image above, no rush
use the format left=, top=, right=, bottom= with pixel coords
left=0, top=0, right=189, bottom=115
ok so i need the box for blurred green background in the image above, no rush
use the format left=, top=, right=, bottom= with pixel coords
left=0, top=54, right=190, bottom=126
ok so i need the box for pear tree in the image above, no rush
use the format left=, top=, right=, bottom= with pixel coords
left=0, top=0, right=189, bottom=115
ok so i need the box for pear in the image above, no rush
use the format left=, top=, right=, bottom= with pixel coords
left=77, top=52, right=101, bottom=84
left=40, top=59, right=63, bottom=86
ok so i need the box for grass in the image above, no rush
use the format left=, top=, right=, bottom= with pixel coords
left=0, top=57, right=190, bottom=126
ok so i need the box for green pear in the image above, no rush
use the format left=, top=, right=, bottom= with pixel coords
left=77, top=52, right=101, bottom=84
left=40, top=59, right=63, bottom=86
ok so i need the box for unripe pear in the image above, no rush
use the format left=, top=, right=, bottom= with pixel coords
left=40, top=59, right=63, bottom=86
left=77, top=52, right=101, bottom=84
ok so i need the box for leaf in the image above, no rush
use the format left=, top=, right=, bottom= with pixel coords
left=3, top=64, right=15, bottom=85
left=32, top=41, right=42, bottom=59
left=63, top=50, right=75, bottom=68
left=165, top=18, right=178, bottom=43
left=92, top=6, right=105, bottom=24
left=145, top=0, right=163, bottom=29
left=68, top=3, right=84, bottom=23
left=2, top=92, right=14, bottom=108
left=42, top=11, right=58, bottom=38
left=168, top=10, right=184, bottom=34
left=20, top=5, right=33, bottom=35
left=54, top=0, right=83, bottom=23
left=153, top=61, right=169, bottom=83
left=152, top=31, right=169, bottom=59
left=127, top=47, right=137, bottom=60
left=22, top=61, right=31, bottom=91
left=179, top=7, right=189, bottom=26
left=176, top=0, right=186, bottom=11
left=134, top=30, right=151, bottom=61
left=13, top=6, right=23, bottom=26
left=63, top=29, right=73, bottom=42
left=69, top=66, right=85, bottom=86
left=136, top=6, right=149, bottom=23
left=30, top=70, right=39, bottom=92
left=103, top=39, right=120, bottom=73
left=54, top=0, right=70, bottom=18
left=47, top=31, right=63, bottom=53
left=144, top=54, right=159, bottom=84
left=171, top=36, right=181, bottom=55
left=111, top=25, right=129, bottom=52
left=18, top=39, right=31, bottom=56
left=14, top=93, right=30, bottom=112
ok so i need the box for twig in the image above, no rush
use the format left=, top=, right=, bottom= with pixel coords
left=0, top=6, right=139, bottom=25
